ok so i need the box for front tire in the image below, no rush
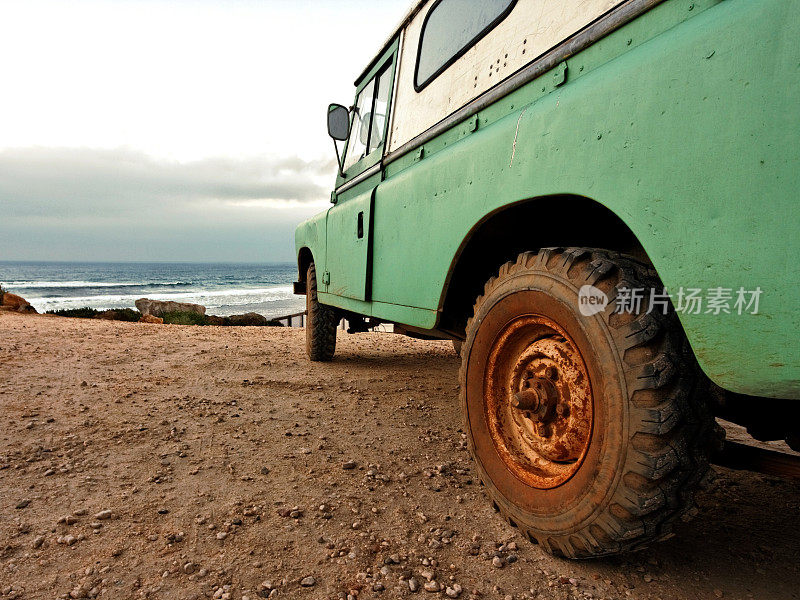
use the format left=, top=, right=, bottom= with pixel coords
left=461, top=248, right=712, bottom=558
left=305, top=262, right=337, bottom=361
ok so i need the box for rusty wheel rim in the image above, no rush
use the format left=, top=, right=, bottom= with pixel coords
left=484, top=314, right=593, bottom=489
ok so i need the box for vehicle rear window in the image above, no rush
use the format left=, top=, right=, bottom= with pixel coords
left=415, top=0, right=516, bottom=91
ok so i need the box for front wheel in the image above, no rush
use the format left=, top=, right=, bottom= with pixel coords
left=461, top=248, right=712, bottom=558
left=305, top=262, right=337, bottom=361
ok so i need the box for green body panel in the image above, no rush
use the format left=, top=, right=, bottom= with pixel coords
left=326, top=184, right=373, bottom=301
left=296, top=0, right=800, bottom=398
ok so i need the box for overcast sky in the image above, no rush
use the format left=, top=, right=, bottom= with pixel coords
left=0, top=0, right=410, bottom=262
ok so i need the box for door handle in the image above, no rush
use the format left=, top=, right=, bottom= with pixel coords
left=357, top=211, right=364, bottom=239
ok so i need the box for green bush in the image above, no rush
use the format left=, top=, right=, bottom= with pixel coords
left=161, top=310, right=209, bottom=326
left=47, top=307, right=100, bottom=319
left=99, top=308, right=142, bottom=322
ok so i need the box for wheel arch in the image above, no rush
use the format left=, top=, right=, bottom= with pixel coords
left=297, top=247, right=314, bottom=285
left=438, top=195, right=652, bottom=336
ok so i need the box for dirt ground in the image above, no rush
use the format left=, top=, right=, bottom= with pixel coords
left=1, top=312, right=799, bottom=600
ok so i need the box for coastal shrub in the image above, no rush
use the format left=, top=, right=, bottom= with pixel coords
left=0, top=283, right=5, bottom=305
left=106, top=308, right=142, bottom=322
left=161, top=310, right=209, bottom=326
left=96, top=308, right=142, bottom=322
left=48, top=307, right=100, bottom=319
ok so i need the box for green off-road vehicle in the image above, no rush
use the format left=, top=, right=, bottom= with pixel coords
left=294, top=0, right=800, bottom=557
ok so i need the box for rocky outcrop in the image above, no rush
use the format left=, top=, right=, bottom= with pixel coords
left=227, top=312, right=269, bottom=326
left=226, top=312, right=285, bottom=327
left=205, top=315, right=229, bottom=326
left=135, top=298, right=205, bottom=317
left=139, top=314, right=164, bottom=324
left=0, top=292, right=37, bottom=313
left=227, top=312, right=284, bottom=327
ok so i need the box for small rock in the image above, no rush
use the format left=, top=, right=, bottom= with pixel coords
left=94, top=510, right=113, bottom=520
left=492, top=556, right=504, bottom=569
left=183, top=562, right=197, bottom=574
left=15, top=499, right=30, bottom=509
left=300, top=576, right=316, bottom=587
left=445, top=584, right=462, bottom=598
left=342, top=460, right=357, bottom=470
left=424, top=580, right=441, bottom=592
left=216, top=532, right=228, bottom=540
left=409, top=577, right=420, bottom=592
left=33, top=535, right=45, bottom=548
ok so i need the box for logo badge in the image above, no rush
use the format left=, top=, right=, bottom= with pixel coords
left=578, top=285, right=609, bottom=317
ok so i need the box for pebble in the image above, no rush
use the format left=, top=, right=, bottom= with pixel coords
left=342, top=460, right=357, bottom=470
left=59, top=515, right=79, bottom=525
left=15, top=499, right=30, bottom=509
left=216, top=532, right=228, bottom=540
left=58, top=534, right=78, bottom=545
left=94, top=510, right=112, bottom=520
left=492, top=556, right=504, bottom=568
left=445, top=584, right=463, bottom=598
left=300, top=576, right=316, bottom=587
left=183, top=562, right=197, bottom=574
left=423, top=580, right=441, bottom=592
left=408, top=577, right=420, bottom=592
left=32, top=535, right=45, bottom=548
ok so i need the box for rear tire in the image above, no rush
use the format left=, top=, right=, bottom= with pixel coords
left=461, top=248, right=712, bottom=558
left=305, top=262, right=337, bottom=361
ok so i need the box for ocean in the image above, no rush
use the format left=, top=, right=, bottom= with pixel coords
left=0, top=261, right=305, bottom=319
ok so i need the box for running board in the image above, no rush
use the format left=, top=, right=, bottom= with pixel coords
left=712, top=441, right=800, bottom=481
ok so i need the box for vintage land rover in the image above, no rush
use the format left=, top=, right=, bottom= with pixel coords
left=294, top=0, right=800, bottom=557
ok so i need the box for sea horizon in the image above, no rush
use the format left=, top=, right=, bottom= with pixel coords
left=0, top=260, right=305, bottom=319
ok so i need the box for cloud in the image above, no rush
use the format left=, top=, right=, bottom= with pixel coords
left=0, top=146, right=336, bottom=218
left=0, top=146, right=336, bottom=261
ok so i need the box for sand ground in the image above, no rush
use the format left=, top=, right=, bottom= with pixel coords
left=1, top=312, right=799, bottom=600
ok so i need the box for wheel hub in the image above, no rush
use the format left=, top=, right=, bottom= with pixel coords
left=484, top=315, right=593, bottom=489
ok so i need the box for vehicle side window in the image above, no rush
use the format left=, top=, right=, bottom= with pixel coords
left=343, top=78, right=375, bottom=171
left=368, top=67, right=393, bottom=154
left=343, top=63, right=393, bottom=172
left=415, top=0, right=516, bottom=91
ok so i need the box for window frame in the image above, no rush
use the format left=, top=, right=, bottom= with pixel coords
left=413, top=0, right=517, bottom=93
left=338, top=54, right=396, bottom=184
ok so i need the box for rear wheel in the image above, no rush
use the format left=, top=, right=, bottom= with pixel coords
left=305, top=262, right=337, bottom=361
left=461, top=248, right=712, bottom=558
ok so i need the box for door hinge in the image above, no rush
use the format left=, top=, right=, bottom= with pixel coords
left=459, top=114, right=479, bottom=139
left=322, top=271, right=330, bottom=286
left=553, top=61, right=568, bottom=87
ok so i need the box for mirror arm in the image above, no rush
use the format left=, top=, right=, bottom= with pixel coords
left=332, top=139, right=345, bottom=178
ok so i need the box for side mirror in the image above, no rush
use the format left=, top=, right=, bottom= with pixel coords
left=327, top=104, right=350, bottom=141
